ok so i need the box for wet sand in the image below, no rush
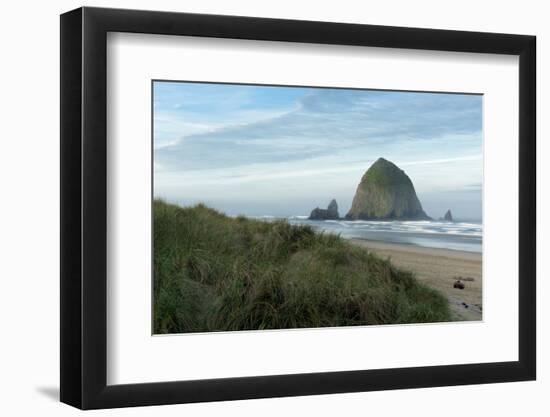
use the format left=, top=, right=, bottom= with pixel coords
left=350, top=239, right=482, bottom=321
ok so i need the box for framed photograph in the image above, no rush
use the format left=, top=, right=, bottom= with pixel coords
left=60, top=6, right=536, bottom=409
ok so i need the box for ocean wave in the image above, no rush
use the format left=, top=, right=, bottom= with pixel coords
left=276, top=217, right=482, bottom=252
left=288, top=218, right=482, bottom=238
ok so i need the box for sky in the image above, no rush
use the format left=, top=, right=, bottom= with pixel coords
left=153, top=81, right=483, bottom=220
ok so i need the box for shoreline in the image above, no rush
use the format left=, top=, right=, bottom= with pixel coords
left=349, top=237, right=481, bottom=257
left=286, top=217, right=482, bottom=254
left=349, top=238, right=482, bottom=321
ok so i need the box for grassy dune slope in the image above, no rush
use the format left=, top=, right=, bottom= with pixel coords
left=153, top=200, right=451, bottom=334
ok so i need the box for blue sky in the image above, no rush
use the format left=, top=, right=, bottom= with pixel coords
left=154, top=81, right=483, bottom=220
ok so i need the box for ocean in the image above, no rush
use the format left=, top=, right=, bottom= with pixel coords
left=256, top=217, right=482, bottom=253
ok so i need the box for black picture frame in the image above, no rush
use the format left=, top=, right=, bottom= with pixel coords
left=60, top=6, right=536, bottom=410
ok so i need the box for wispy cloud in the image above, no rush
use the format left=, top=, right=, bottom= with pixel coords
left=155, top=87, right=481, bottom=171
left=153, top=82, right=482, bottom=218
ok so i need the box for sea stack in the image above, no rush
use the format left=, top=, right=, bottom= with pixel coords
left=309, top=199, right=340, bottom=220
left=346, top=158, right=431, bottom=220
left=443, top=209, right=453, bottom=222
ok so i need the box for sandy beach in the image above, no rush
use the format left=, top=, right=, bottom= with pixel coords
left=350, top=239, right=482, bottom=321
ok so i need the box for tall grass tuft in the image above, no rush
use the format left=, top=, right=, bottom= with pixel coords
left=153, top=200, right=451, bottom=334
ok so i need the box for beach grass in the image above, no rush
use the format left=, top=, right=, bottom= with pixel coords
left=153, top=199, right=451, bottom=334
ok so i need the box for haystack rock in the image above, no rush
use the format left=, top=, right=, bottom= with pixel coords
left=309, top=199, right=340, bottom=220
left=443, top=209, right=453, bottom=222
left=345, top=158, right=431, bottom=220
